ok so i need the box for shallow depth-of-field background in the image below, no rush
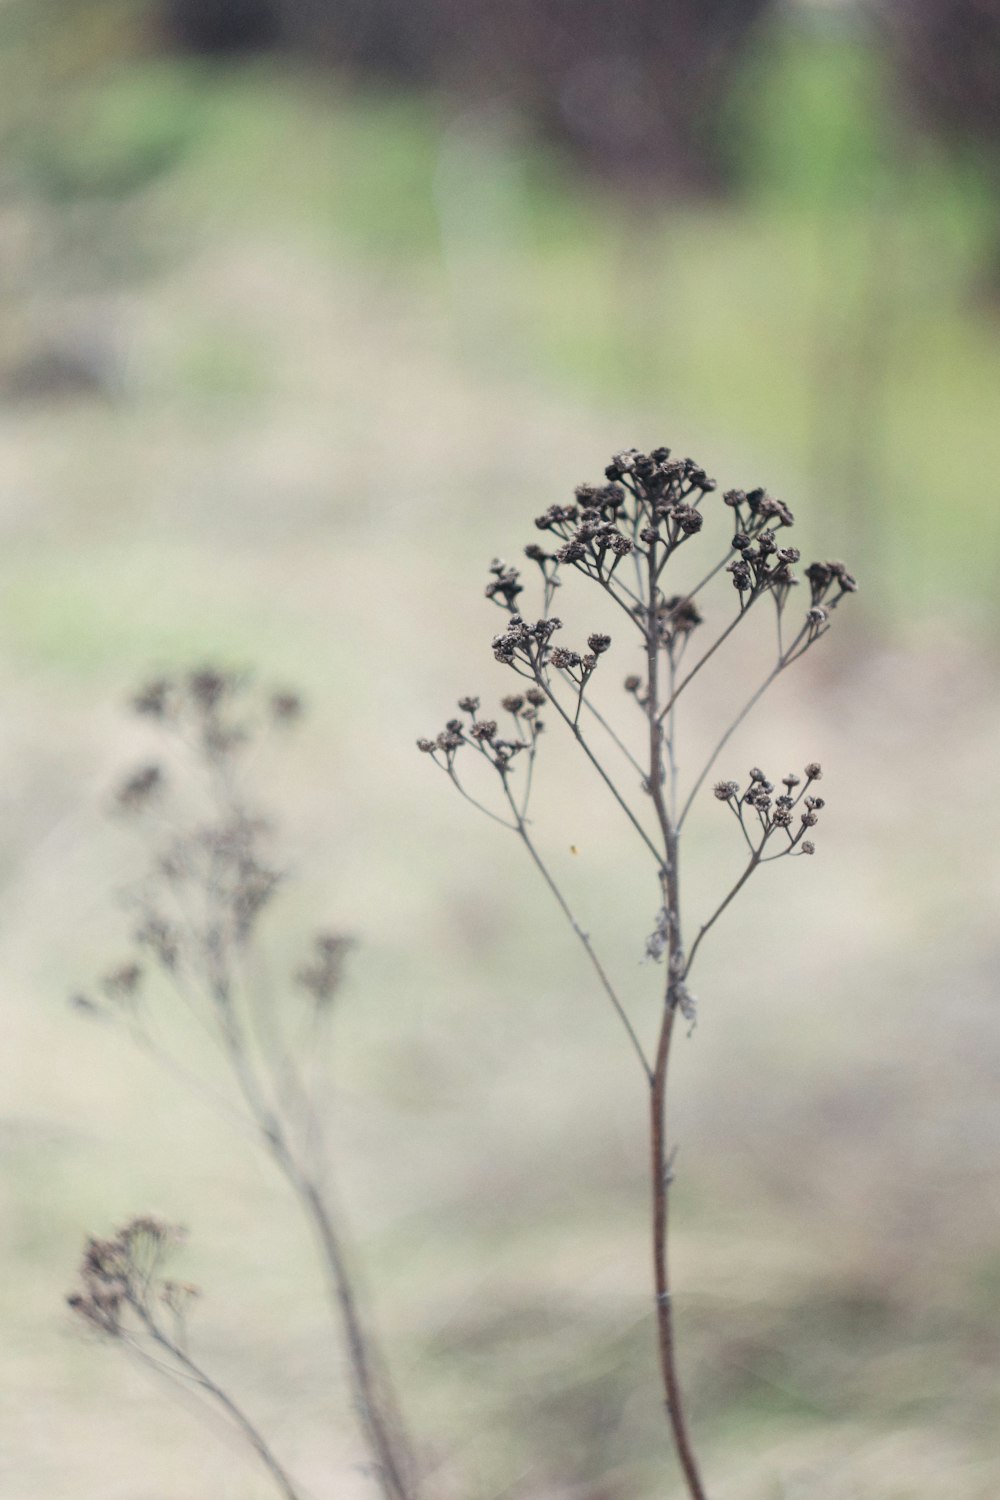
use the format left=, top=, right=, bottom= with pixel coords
left=1, top=3, right=999, bottom=1497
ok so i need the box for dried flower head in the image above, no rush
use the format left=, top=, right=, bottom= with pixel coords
left=116, top=764, right=163, bottom=813
left=297, top=932, right=352, bottom=1007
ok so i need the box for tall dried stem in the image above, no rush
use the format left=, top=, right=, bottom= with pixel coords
left=421, top=445, right=855, bottom=1495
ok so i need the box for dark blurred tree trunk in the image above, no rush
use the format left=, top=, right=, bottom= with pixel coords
left=157, top=0, right=777, bottom=194
left=160, top=0, right=283, bottom=53
left=878, top=0, right=1000, bottom=300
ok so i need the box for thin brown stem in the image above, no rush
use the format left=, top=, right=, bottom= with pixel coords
left=644, top=557, right=709, bottom=1500
left=535, top=668, right=662, bottom=865
left=683, top=852, right=762, bottom=983
left=677, top=662, right=784, bottom=831
left=209, top=972, right=418, bottom=1500
left=650, top=1002, right=707, bottom=1500
left=657, top=590, right=764, bottom=725
left=298, top=1179, right=417, bottom=1500
left=131, top=1305, right=304, bottom=1500
left=500, top=780, right=653, bottom=1081
left=577, top=691, right=645, bottom=779
left=676, top=620, right=813, bottom=830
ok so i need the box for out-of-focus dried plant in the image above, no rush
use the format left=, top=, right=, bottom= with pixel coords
left=420, top=445, right=855, bottom=1497
left=68, top=1215, right=303, bottom=1500
left=70, top=670, right=418, bottom=1500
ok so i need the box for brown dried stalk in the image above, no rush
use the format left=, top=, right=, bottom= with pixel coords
left=420, top=446, right=855, bottom=1496
left=72, top=673, right=418, bottom=1500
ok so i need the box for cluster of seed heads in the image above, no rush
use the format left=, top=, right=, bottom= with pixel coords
left=714, top=764, right=825, bottom=856
left=74, top=670, right=349, bottom=1024
left=67, top=1216, right=192, bottom=1339
left=418, top=690, right=546, bottom=774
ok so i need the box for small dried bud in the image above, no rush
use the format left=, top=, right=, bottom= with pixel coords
left=773, top=807, right=792, bottom=827
left=672, top=505, right=703, bottom=535
left=297, top=932, right=351, bottom=1006
left=535, top=504, right=579, bottom=532
left=70, top=993, right=102, bottom=1015
left=526, top=688, right=546, bottom=707
left=134, top=916, right=179, bottom=972
left=102, top=964, right=142, bottom=1002
left=800, top=841, right=815, bottom=855
left=782, top=774, right=800, bottom=790
left=270, top=690, right=303, bottom=722
left=806, top=607, right=828, bottom=626
left=749, top=767, right=766, bottom=782
left=587, top=633, right=611, bottom=655
left=714, top=781, right=739, bottom=801
left=501, top=694, right=525, bottom=713
left=416, top=738, right=436, bottom=753
left=470, top=721, right=497, bottom=742
left=189, top=669, right=229, bottom=712
left=624, top=675, right=642, bottom=693
left=555, top=541, right=587, bottom=564
left=800, top=811, right=818, bottom=827
left=608, top=449, right=638, bottom=477
left=484, top=568, right=523, bottom=606
left=804, top=762, right=822, bottom=781
left=133, top=679, right=172, bottom=717
left=550, top=647, right=581, bottom=670
left=660, top=596, right=702, bottom=635
left=828, top=560, right=859, bottom=592
left=457, top=696, right=480, bottom=714
left=116, top=764, right=163, bottom=812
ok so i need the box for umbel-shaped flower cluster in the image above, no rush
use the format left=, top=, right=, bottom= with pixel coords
left=420, top=444, right=855, bottom=1500
left=68, top=1216, right=192, bottom=1340
left=714, top=763, right=825, bottom=857
left=420, top=444, right=854, bottom=861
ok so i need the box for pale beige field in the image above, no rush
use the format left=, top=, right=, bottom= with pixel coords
left=1, top=73, right=999, bottom=1500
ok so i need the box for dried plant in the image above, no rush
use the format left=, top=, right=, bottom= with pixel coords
left=70, top=671, right=418, bottom=1500
left=419, top=445, right=856, bottom=1497
left=68, top=1215, right=303, bottom=1500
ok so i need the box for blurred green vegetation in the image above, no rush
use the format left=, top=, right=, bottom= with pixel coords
left=1, top=4, right=998, bottom=618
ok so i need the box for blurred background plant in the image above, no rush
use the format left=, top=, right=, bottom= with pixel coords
left=68, top=672, right=420, bottom=1500
left=1, top=1, right=998, bottom=1497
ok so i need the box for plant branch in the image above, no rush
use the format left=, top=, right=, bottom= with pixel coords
left=130, top=1303, right=304, bottom=1500
left=500, top=780, right=653, bottom=1082
left=683, top=852, right=762, bottom=982
left=657, top=593, right=761, bottom=725
left=535, top=668, right=663, bottom=865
